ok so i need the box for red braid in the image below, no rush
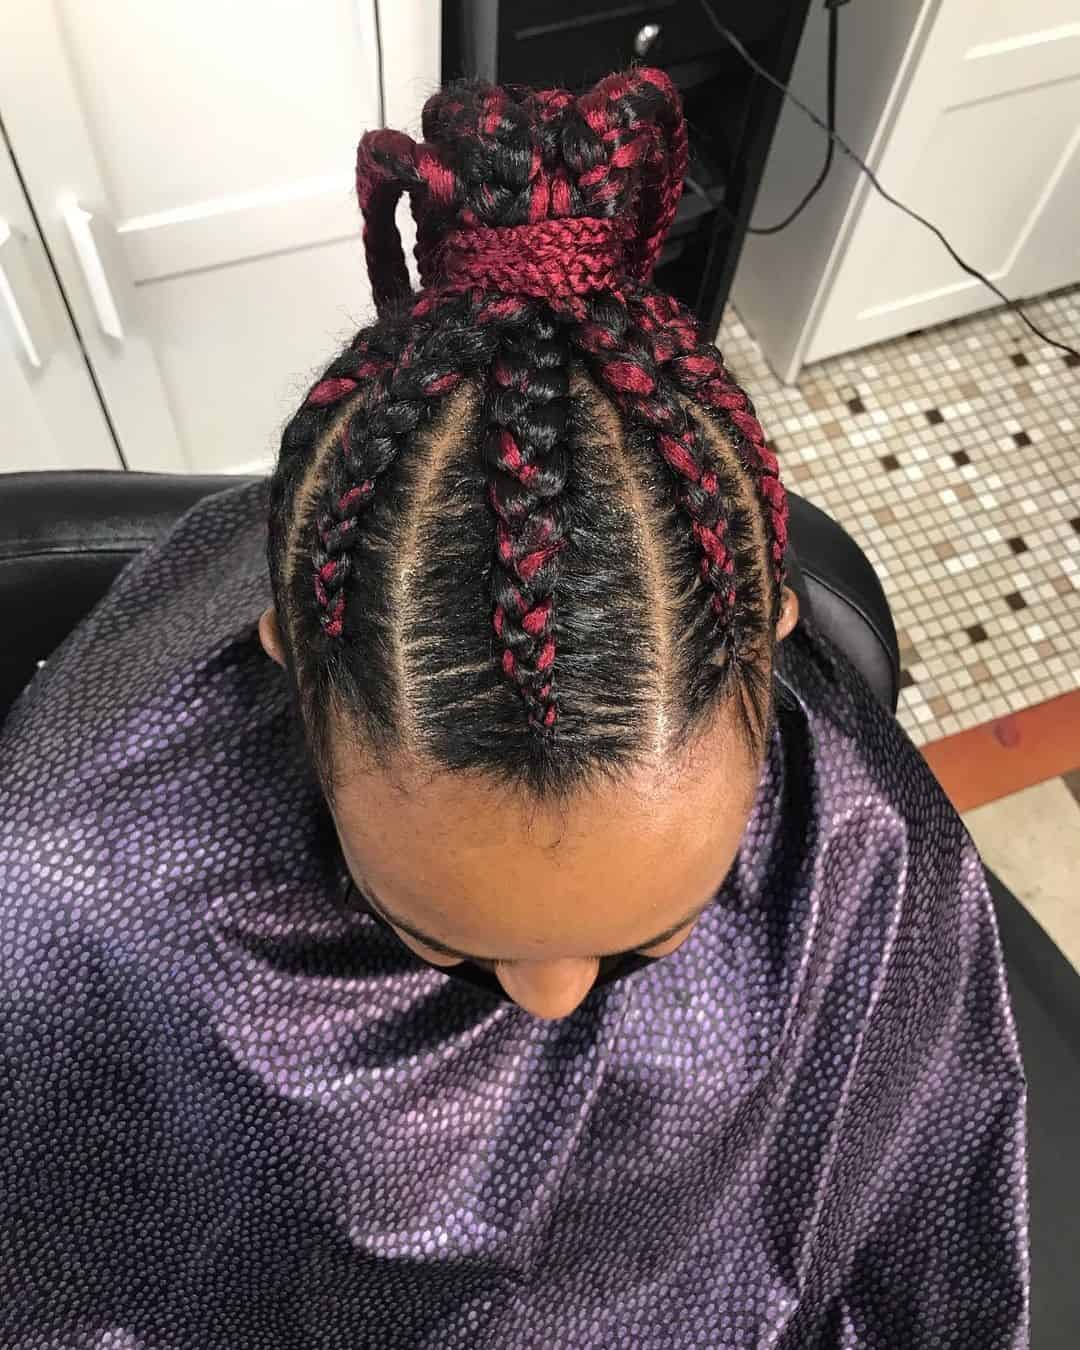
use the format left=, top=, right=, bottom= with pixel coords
left=353, top=67, right=689, bottom=319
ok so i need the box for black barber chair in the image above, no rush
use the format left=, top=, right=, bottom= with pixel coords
left=1, top=471, right=1077, bottom=1347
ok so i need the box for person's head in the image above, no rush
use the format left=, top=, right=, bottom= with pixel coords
left=261, top=68, right=797, bottom=1019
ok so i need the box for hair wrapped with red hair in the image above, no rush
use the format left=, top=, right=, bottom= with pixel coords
left=268, top=68, right=788, bottom=791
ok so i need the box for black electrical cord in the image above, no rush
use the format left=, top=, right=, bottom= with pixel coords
left=697, top=0, right=1080, bottom=361
left=748, top=1, right=839, bottom=234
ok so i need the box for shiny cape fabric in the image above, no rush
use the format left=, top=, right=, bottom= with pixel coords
left=0, top=481, right=1029, bottom=1349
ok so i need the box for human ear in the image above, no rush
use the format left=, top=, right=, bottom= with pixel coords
left=258, top=607, right=287, bottom=668
left=776, top=587, right=799, bottom=641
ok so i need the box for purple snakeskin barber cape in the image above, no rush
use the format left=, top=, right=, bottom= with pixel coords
left=0, top=481, right=1029, bottom=1348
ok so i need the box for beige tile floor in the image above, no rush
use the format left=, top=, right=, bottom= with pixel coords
left=718, top=285, right=1080, bottom=747
left=963, top=773, right=1080, bottom=971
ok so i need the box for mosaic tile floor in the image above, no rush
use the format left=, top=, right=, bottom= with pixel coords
left=718, top=284, right=1080, bottom=746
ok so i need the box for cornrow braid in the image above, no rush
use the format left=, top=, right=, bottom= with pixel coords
left=670, top=347, right=788, bottom=590
left=483, top=310, right=572, bottom=732
left=268, top=326, right=398, bottom=593
left=409, top=89, right=579, bottom=732
left=628, top=290, right=789, bottom=592
left=306, top=297, right=502, bottom=640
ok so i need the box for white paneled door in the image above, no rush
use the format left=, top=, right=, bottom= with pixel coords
left=0, top=133, right=121, bottom=473
left=806, top=0, right=1080, bottom=362
left=0, top=1, right=438, bottom=474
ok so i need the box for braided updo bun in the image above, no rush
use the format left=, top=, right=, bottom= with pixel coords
left=268, top=68, right=788, bottom=796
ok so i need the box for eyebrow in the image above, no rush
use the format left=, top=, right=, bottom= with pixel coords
left=356, top=882, right=716, bottom=965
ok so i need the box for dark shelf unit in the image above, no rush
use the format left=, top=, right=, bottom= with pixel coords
left=442, top=0, right=813, bottom=341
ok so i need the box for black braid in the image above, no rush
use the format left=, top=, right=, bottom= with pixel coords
left=482, top=310, right=573, bottom=732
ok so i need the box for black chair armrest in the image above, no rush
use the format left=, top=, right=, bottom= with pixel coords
left=787, top=493, right=900, bottom=714
left=0, top=471, right=251, bottom=720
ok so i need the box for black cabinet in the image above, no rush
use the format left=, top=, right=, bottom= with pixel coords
left=443, top=0, right=813, bottom=341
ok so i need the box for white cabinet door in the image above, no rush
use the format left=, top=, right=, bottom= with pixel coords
left=0, top=136, right=120, bottom=474
left=0, top=1, right=438, bottom=475
left=806, top=0, right=1080, bottom=363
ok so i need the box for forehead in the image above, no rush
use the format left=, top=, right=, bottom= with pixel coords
left=329, top=706, right=763, bottom=959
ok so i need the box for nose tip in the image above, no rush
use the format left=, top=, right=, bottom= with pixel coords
left=496, top=958, right=600, bottom=1019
